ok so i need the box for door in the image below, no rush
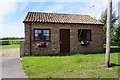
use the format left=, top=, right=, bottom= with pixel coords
left=60, top=29, right=70, bottom=53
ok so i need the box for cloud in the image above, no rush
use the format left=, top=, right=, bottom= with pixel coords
left=0, top=2, right=17, bottom=24
left=0, top=1, right=17, bottom=38
left=0, top=1, right=28, bottom=24
left=0, top=1, right=27, bottom=38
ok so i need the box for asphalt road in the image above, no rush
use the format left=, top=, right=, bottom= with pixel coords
left=2, top=58, right=27, bottom=78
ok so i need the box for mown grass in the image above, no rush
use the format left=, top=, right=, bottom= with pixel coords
left=0, top=39, right=24, bottom=41
left=104, top=44, right=120, bottom=48
left=0, top=44, right=20, bottom=49
left=21, top=46, right=120, bottom=78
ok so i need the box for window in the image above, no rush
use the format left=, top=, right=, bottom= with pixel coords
left=78, top=29, right=91, bottom=41
left=34, top=29, right=50, bottom=41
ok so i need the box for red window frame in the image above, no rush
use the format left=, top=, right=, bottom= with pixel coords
left=34, top=29, right=51, bottom=41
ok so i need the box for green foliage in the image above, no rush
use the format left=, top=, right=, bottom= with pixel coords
left=99, top=8, right=118, bottom=43
left=99, top=9, right=107, bottom=24
left=112, top=24, right=120, bottom=46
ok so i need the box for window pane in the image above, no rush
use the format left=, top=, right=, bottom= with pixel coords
left=43, top=30, right=46, bottom=34
left=43, top=30, right=49, bottom=34
left=35, top=30, right=38, bottom=33
left=78, top=29, right=91, bottom=41
left=34, top=29, right=50, bottom=41
left=43, top=34, right=49, bottom=40
left=35, top=34, right=38, bottom=37
left=83, top=30, right=87, bottom=40
left=45, top=36, right=49, bottom=40
left=43, top=36, right=49, bottom=40
left=43, top=34, right=49, bottom=36
left=86, top=30, right=90, bottom=40
left=34, top=30, right=42, bottom=41
left=78, top=29, right=82, bottom=40
left=47, top=30, right=49, bottom=33
left=38, top=33, right=41, bottom=37
left=38, top=33, right=42, bottom=40
left=38, top=30, right=41, bottom=33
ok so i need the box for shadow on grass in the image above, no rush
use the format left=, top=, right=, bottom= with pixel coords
left=104, top=48, right=120, bottom=53
left=110, top=63, right=120, bottom=67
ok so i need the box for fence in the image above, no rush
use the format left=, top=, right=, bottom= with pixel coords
left=0, top=41, right=20, bottom=45
left=9, top=41, right=20, bottom=45
left=0, top=41, right=9, bottom=45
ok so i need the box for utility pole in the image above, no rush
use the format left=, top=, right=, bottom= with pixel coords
left=105, top=0, right=112, bottom=67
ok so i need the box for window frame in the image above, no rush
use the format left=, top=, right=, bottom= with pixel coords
left=78, top=29, right=91, bottom=41
left=34, top=29, right=51, bottom=42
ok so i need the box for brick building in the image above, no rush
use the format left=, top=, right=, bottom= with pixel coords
left=23, top=12, right=104, bottom=55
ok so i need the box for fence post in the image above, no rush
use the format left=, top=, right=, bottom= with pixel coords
left=0, top=41, right=9, bottom=45
left=20, top=41, right=25, bottom=57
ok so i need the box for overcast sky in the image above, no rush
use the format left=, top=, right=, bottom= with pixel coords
left=0, top=0, right=119, bottom=38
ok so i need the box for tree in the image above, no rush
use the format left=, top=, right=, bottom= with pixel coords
left=113, top=24, right=120, bottom=46
left=99, top=8, right=118, bottom=43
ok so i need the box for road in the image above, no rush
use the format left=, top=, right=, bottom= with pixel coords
left=0, top=48, right=28, bottom=79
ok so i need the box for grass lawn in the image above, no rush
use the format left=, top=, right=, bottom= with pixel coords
left=0, top=39, right=24, bottom=41
left=104, top=44, right=120, bottom=48
left=0, top=44, right=20, bottom=49
left=21, top=46, right=120, bottom=78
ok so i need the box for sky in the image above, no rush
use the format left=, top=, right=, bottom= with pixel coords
left=0, top=0, right=119, bottom=38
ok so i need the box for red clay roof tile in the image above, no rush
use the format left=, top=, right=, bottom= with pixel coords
left=23, top=12, right=104, bottom=25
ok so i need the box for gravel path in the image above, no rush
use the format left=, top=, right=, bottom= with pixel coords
left=1, top=48, right=20, bottom=59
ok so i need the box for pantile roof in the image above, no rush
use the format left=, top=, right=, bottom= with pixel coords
left=23, top=12, right=104, bottom=25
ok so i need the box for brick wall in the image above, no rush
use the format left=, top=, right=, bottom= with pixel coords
left=24, top=23, right=104, bottom=55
